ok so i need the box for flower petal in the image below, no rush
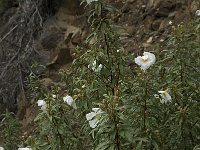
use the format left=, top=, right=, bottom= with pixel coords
left=18, top=148, right=32, bottom=150
left=89, top=118, right=99, bottom=128
left=37, top=100, right=47, bottom=110
left=86, top=112, right=96, bottom=121
left=158, top=90, right=172, bottom=104
left=71, top=101, right=77, bottom=109
left=37, top=100, right=45, bottom=106
left=0, top=147, right=4, bottom=150
left=92, top=60, right=97, bottom=66
left=92, top=108, right=100, bottom=113
left=135, top=52, right=156, bottom=71
left=143, top=52, right=156, bottom=65
left=86, top=0, right=98, bottom=5
left=63, top=95, right=77, bottom=109
left=63, top=95, right=73, bottom=105
left=96, top=64, right=103, bottom=72
left=196, top=10, right=200, bottom=16
left=160, top=98, right=165, bottom=104
left=135, top=56, right=143, bottom=66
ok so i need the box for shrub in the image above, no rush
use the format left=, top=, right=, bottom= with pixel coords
left=18, top=0, right=200, bottom=150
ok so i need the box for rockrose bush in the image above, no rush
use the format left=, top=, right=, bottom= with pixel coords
left=1, top=0, right=200, bottom=150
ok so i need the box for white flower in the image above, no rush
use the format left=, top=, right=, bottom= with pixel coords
left=37, top=100, right=47, bottom=110
left=18, top=148, right=32, bottom=150
left=86, top=108, right=103, bottom=128
left=196, top=10, right=200, bottom=16
left=63, top=95, right=77, bottom=109
left=160, top=39, right=164, bottom=42
left=169, top=21, right=172, bottom=25
left=86, top=0, right=98, bottom=5
left=88, top=60, right=103, bottom=72
left=135, top=52, right=156, bottom=71
left=96, top=64, right=103, bottom=72
left=0, top=147, right=4, bottom=150
left=158, top=90, right=172, bottom=104
left=52, top=94, right=56, bottom=98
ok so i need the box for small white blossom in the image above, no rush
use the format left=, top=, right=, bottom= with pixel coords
left=169, top=21, right=172, bottom=25
left=63, top=95, right=77, bottom=109
left=160, top=39, right=164, bottom=42
left=37, top=100, right=47, bottom=110
left=88, top=60, right=103, bottom=72
left=86, top=0, right=98, bottom=5
left=96, top=64, right=103, bottom=72
left=52, top=94, right=56, bottom=98
left=135, top=52, right=156, bottom=71
left=18, top=148, right=32, bottom=150
left=196, top=10, right=200, bottom=16
left=158, top=90, right=172, bottom=104
left=86, top=108, right=103, bottom=128
left=0, top=147, right=4, bottom=150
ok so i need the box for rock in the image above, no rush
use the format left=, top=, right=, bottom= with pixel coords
left=168, top=11, right=177, bottom=18
left=151, top=19, right=162, bottom=31
left=146, top=0, right=177, bottom=17
left=60, top=0, right=83, bottom=15
left=146, top=0, right=154, bottom=11
left=40, top=27, right=64, bottom=50
left=159, top=19, right=172, bottom=31
left=122, top=3, right=131, bottom=13
left=154, top=0, right=176, bottom=17
left=124, top=26, right=135, bottom=36
left=142, top=43, right=152, bottom=48
left=47, top=47, right=73, bottom=69
left=146, top=36, right=153, bottom=44
left=143, top=16, right=154, bottom=30
left=40, top=78, right=55, bottom=89
left=71, top=30, right=82, bottom=45
left=127, top=0, right=136, bottom=4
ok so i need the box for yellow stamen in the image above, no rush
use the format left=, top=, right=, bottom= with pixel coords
left=141, top=55, right=149, bottom=62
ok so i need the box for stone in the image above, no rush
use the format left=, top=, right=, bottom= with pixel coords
left=142, top=43, right=152, bottom=48
left=40, top=78, right=55, bottom=89
left=154, top=0, right=176, bottom=17
left=146, top=36, right=153, bottom=44
left=60, top=0, right=83, bottom=15
left=143, top=16, right=154, bottom=30
left=151, top=19, right=162, bottom=31
left=146, top=0, right=154, bottom=11
left=159, top=19, right=171, bottom=31
left=122, top=3, right=131, bottom=13
left=168, top=11, right=177, bottom=18
left=124, top=26, right=135, bottom=36
left=127, top=0, right=136, bottom=4
left=47, top=47, right=73, bottom=69
left=40, top=27, right=64, bottom=50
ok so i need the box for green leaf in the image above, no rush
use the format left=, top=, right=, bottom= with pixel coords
left=95, top=141, right=110, bottom=150
left=193, top=145, right=200, bottom=150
